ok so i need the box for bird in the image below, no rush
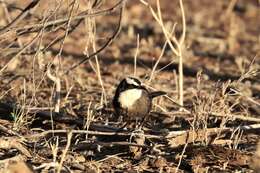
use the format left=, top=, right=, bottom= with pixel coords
left=112, top=76, right=166, bottom=127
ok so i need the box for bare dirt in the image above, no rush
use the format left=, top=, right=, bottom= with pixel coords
left=0, top=0, right=259, bottom=172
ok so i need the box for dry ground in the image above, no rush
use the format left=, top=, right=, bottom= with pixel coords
left=0, top=0, right=259, bottom=172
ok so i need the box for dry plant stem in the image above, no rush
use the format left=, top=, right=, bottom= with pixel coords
left=134, top=34, right=140, bottom=77
left=144, top=84, right=188, bottom=111
left=147, top=0, right=186, bottom=107
left=1, top=0, right=23, bottom=47
left=57, top=131, right=72, bottom=173
left=0, top=0, right=125, bottom=60
left=178, top=0, right=186, bottom=108
left=149, top=39, right=167, bottom=82
left=143, top=86, right=260, bottom=122
left=85, top=1, right=107, bottom=105
left=0, top=0, right=41, bottom=34
left=25, top=123, right=260, bottom=142
left=34, top=162, right=60, bottom=171
left=97, top=153, right=126, bottom=163
left=225, top=0, right=238, bottom=18
left=46, top=1, right=76, bottom=113
left=25, top=129, right=163, bottom=140
left=47, top=66, right=61, bottom=113
left=76, top=141, right=148, bottom=150
left=231, top=127, right=243, bottom=149
left=211, top=112, right=260, bottom=123
left=13, top=78, right=36, bottom=130
left=0, top=31, right=41, bottom=75
left=167, top=123, right=260, bottom=139
left=50, top=137, right=59, bottom=165
left=178, top=47, right=184, bottom=107
left=32, top=14, right=51, bottom=101
left=84, top=102, right=93, bottom=135
left=0, top=86, right=14, bottom=99
left=13, top=79, right=27, bottom=129
left=37, top=18, right=83, bottom=55
left=167, top=123, right=260, bottom=148
left=64, top=1, right=125, bottom=74
left=175, top=142, right=188, bottom=173
left=155, top=59, right=176, bottom=74
left=94, top=46, right=107, bottom=105
left=57, top=0, right=76, bottom=58
left=8, top=0, right=126, bottom=34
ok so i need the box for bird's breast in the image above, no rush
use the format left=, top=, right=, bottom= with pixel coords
left=118, top=89, right=143, bottom=109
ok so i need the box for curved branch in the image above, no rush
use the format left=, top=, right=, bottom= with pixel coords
left=63, top=1, right=126, bottom=75
left=12, top=0, right=127, bottom=35
left=0, top=0, right=41, bottom=35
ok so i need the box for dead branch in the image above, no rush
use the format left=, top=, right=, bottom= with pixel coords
left=210, top=112, right=260, bottom=123
left=24, top=129, right=163, bottom=141
left=64, top=0, right=126, bottom=74
left=3, top=0, right=127, bottom=36
left=0, top=31, right=42, bottom=75
left=167, top=124, right=260, bottom=148
left=0, top=0, right=41, bottom=34
left=74, top=141, right=149, bottom=151
left=24, top=18, right=83, bottom=55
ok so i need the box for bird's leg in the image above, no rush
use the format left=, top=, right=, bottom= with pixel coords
left=135, top=118, right=139, bottom=129
left=115, top=110, right=129, bottom=132
left=139, top=114, right=148, bottom=130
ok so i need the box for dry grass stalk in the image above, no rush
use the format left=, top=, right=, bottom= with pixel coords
left=65, top=0, right=126, bottom=74
left=84, top=1, right=107, bottom=106
left=134, top=34, right=140, bottom=77
left=50, top=137, right=59, bottom=169
left=224, top=0, right=238, bottom=18
left=167, top=123, right=260, bottom=148
left=175, top=143, right=188, bottom=173
left=84, top=101, right=95, bottom=139
left=33, top=162, right=60, bottom=172
left=149, top=40, right=168, bottom=82
left=57, top=131, right=72, bottom=173
left=0, top=31, right=41, bottom=75
left=142, top=0, right=186, bottom=107
left=12, top=79, right=33, bottom=130
left=47, top=65, right=61, bottom=113
left=167, top=127, right=230, bottom=148
left=25, top=128, right=162, bottom=140
left=1, top=0, right=23, bottom=48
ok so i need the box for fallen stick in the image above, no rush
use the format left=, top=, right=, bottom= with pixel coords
left=210, top=112, right=260, bottom=123
left=24, top=129, right=163, bottom=140
left=24, top=123, right=260, bottom=143
left=167, top=123, right=260, bottom=148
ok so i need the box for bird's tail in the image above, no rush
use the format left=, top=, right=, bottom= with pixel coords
left=149, top=91, right=167, bottom=98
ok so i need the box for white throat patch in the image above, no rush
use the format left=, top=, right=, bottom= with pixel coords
left=119, top=89, right=142, bottom=108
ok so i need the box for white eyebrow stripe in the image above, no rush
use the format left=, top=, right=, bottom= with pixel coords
left=126, top=77, right=140, bottom=86
left=118, top=89, right=142, bottom=108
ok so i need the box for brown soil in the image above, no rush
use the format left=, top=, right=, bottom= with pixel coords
left=0, top=0, right=259, bottom=172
